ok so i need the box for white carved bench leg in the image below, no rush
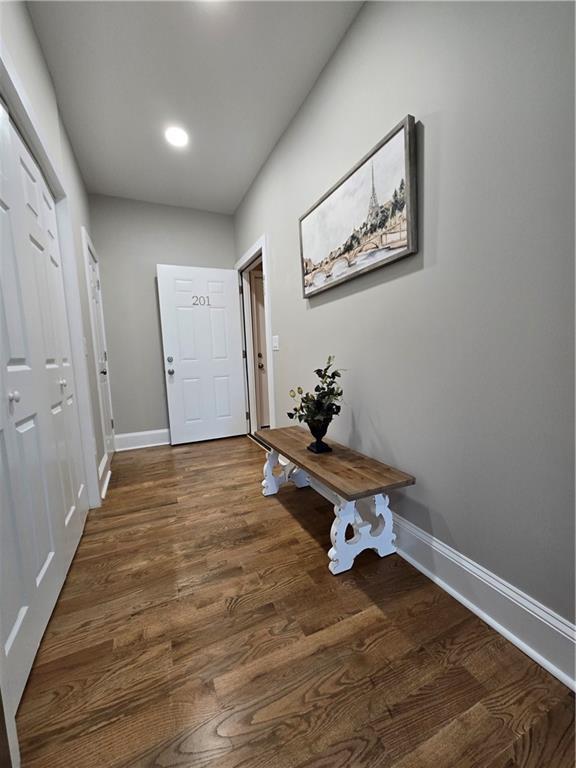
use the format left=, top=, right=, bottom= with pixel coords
left=262, top=450, right=281, bottom=496
left=263, top=453, right=310, bottom=496
left=328, top=500, right=364, bottom=574
left=287, top=463, right=310, bottom=488
left=328, top=493, right=397, bottom=574
left=372, top=493, right=397, bottom=557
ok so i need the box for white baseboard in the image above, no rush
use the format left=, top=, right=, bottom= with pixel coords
left=393, top=513, right=575, bottom=690
left=97, top=452, right=108, bottom=479
left=100, top=470, right=111, bottom=499
left=114, top=429, right=170, bottom=452
left=97, top=452, right=112, bottom=500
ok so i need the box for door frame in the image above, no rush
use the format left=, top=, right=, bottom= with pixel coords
left=81, top=227, right=115, bottom=497
left=58, top=203, right=101, bottom=509
left=0, top=45, right=101, bottom=767
left=234, top=235, right=276, bottom=434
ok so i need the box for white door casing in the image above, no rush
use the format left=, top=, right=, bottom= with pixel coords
left=0, top=107, right=88, bottom=717
left=82, top=229, right=114, bottom=491
left=157, top=265, right=247, bottom=445
left=234, top=235, right=276, bottom=435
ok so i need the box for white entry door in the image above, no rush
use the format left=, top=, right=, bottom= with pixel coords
left=157, top=265, right=247, bottom=444
left=0, top=105, right=88, bottom=717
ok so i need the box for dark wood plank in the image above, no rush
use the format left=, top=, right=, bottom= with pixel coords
left=15, top=436, right=572, bottom=768
left=255, top=426, right=414, bottom=500
left=486, top=694, right=575, bottom=768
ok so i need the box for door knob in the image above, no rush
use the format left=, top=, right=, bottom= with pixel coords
left=258, top=362, right=264, bottom=370
left=100, top=369, right=107, bottom=376
left=8, top=391, right=21, bottom=403
left=167, top=368, right=175, bottom=376
left=167, top=356, right=174, bottom=363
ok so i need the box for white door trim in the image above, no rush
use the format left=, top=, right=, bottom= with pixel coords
left=235, top=235, right=276, bottom=433
left=0, top=45, right=99, bottom=768
left=82, top=226, right=115, bottom=494
left=58, top=204, right=101, bottom=509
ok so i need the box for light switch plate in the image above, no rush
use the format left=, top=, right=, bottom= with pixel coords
left=272, top=335, right=280, bottom=351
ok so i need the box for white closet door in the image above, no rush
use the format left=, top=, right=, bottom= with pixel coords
left=34, top=155, right=88, bottom=555
left=0, top=106, right=87, bottom=717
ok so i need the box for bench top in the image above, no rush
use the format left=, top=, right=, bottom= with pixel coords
left=255, top=426, right=414, bottom=501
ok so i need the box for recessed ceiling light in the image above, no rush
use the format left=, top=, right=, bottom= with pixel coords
left=164, top=126, right=189, bottom=148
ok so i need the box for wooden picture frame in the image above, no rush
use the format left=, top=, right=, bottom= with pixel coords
left=299, top=115, right=418, bottom=298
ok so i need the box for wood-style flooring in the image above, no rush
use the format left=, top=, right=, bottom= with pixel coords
left=16, top=437, right=574, bottom=767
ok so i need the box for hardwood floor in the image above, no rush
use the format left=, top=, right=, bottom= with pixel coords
left=17, top=437, right=574, bottom=767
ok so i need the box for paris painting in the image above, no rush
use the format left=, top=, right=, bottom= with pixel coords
left=299, top=115, right=417, bottom=298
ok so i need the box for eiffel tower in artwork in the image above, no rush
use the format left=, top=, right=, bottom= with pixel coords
left=367, top=162, right=380, bottom=226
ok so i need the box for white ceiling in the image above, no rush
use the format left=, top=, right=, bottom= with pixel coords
left=28, top=1, right=361, bottom=214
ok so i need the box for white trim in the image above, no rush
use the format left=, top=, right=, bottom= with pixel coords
left=100, top=470, right=111, bottom=500
left=393, top=514, right=575, bottom=690
left=115, top=429, right=170, bottom=452
left=58, top=204, right=101, bottom=509
left=235, top=235, right=277, bottom=433
left=0, top=46, right=63, bottom=197
left=97, top=451, right=111, bottom=499
left=81, top=227, right=115, bottom=462
left=97, top=452, right=108, bottom=480
left=241, top=268, right=257, bottom=433
left=234, top=234, right=267, bottom=272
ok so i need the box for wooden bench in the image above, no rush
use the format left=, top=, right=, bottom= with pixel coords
left=255, top=426, right=415, bottom=574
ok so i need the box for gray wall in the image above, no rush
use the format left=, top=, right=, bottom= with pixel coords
left=235, top=2, right=575, bottom=620
left=89, top=194, right=236, bottom=434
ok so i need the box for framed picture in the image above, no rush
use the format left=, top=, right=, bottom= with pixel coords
left=299, top=115, right=417, bottom=298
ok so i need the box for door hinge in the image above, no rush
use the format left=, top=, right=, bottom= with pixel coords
left=111, top=418, right=114, bottom=430
left=246, top=411, right=250, bottom=421
left=242, top=350, right=247, bottom=358
left=239, top=284, right=243, bottom=295
left=96, top=278, right=101, bottom=291
left=104, top=350, right=107, bottom=362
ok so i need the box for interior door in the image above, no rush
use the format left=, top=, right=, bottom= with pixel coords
left=157, top=264, right=247, bottom=444
left=34, top=151, right=88, bottom=556
left=0, top=106, right=88, bottom=716
left=250, top=269, right=270, bottom=428
left=85, top=241, right=115, bottom=473
left=0, top=106, right=60, bottom=716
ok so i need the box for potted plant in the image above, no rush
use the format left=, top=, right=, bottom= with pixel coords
left=287, top=356, right=343, bottom=453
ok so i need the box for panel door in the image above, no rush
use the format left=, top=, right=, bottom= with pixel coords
left=157, top=265, right=247, bottom=444
left=86, top=248, right=115, bottom=464
left=0, top=105, right=62, bottom=716
left=0, top=108, right=88, bottom=716
left=37, top=165, right=88, bottom=551
left=249, top=269, right=270, bottom=429
left=11, top=124, right=88, bottom=548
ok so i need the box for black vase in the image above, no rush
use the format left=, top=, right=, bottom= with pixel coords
left=306, top=418, right=333, bottom=454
